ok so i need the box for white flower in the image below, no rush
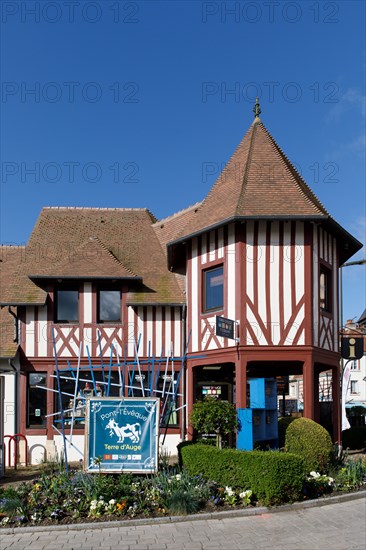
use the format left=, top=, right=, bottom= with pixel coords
left=175, top=474, right=182, bottom=481
left=310, top=471, right=320, bottom=478
left=225, top=486, right=234, bottom=496
left=90, top=499, right=98, bottom=510
left=239, top=490, right=252, bottom=499
left=108, top=499, right=116, bottom=506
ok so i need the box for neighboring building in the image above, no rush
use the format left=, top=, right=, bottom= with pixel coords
left=342, top=314, right=366, bottom=414
left=0, top=106, right=363, bottom=464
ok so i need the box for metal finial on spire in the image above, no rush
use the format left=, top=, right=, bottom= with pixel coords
left=253, top=97, right=261, bottom=118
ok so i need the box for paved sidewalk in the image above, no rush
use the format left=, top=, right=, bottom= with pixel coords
left=1, top=494, right=365, bottom=550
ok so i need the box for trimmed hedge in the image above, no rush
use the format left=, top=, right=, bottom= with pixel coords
left=342, top=426, right=366, bottom=450
left=178, top=443, right=304, bottom=506
left=278, top=416, right=296, bottom=448
left=285, top=417, right=333, bottom=473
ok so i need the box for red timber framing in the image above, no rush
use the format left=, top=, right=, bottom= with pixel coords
left=186, top=346, right=341, bottom=443
left=184, top=219, right=342, bottom=443
left=187, top=221, right=320, bottom=353
left=21, top=300, right=183, bottom=360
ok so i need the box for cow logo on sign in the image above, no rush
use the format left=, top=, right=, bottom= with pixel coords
left=106, top=418, right=141, bottom=444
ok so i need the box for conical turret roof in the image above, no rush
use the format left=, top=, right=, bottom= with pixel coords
left=174, top=117, right=329, bottom=241
left=167, top=113, right=362, bottom=265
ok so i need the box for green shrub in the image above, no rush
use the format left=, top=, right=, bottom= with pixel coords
left=342, top=426, right=366, bottom=450
left=190, top=397, right=239, bottom=448
left=285, top=417, right=333, bottom=473
left=177, top=440, right=195, bottom=469
left=180, top=444, right=304, bottom=506
left=278, top=416, right=296, bottom=448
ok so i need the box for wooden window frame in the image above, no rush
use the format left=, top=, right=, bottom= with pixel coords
left=55, top=288, right=79, bottom=323
left=202, top=264, right=224, bottom=314
left=319, top=264, right=332, bottom=313
left=97, top=289, right=122, bottom=323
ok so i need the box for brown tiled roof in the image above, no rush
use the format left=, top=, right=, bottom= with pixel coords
left=0, top=306, right=18, bottom=358
left=29, top=237, right=139, bottom=279
left=152, top=203, right=201, bottom=292
left=0, top=246, right=33, bottom=358
left=25, top=207, right=184, bottom=305
left=153, top=202, right=202, bottom=250
left=0, top=246, right=46, bottom=305
left=171, top=119, right=329, bottom=242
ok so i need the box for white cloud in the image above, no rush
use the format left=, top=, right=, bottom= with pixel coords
left=326, top=88, right=366, bottom=123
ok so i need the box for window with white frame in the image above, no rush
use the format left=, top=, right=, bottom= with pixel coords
left=350, top=360, right=360, bottom=370
left=350, top=380, right=358, bottom=394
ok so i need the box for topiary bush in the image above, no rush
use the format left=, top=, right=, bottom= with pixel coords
left=180, top=444, right=304, bottom=506
left=285, top=417, right=333, bottom=473
left=278, top=416, right=296, bottom=448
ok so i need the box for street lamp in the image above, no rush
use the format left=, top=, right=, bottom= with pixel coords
left=339, top=258, right=366, bottom=332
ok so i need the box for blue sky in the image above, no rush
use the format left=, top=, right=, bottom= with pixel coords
left=1, top=0, right=365, bottom=322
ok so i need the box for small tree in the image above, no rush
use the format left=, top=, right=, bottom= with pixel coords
left=190, top=397, right=239, bottom=448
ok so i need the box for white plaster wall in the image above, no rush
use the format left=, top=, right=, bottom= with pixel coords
left=2, top=372, right=16, bottom=437
left=26, top=435, right=48, bottom=465
left=53, top=434, right=85, bottom=463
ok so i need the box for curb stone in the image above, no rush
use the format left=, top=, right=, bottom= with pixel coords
left=1, top=490, right=365, bottom=535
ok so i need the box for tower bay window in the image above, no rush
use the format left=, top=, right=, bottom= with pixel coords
left=320, top=266, right=332, bottom=312
left=203, top=265, right=224, bottom=313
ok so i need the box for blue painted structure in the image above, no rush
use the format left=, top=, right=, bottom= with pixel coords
left=237, top=378, right=279, bottom=451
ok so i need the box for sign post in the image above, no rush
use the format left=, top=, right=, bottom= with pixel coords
left=85, top=397, right=159, bottom=473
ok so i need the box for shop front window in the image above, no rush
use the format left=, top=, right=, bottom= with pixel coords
left=130, top=372, right=180, bottom=426
left=54, top=371, right=120, bottom=426
left=27, top=372, right=47, bottom=428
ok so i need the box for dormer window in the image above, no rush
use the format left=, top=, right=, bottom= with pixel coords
left=98, top=290, right=121, bottom=322
left=55, top=289, right=79, bottom=323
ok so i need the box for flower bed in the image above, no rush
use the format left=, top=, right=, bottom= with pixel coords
left=0, top=466, right=257, bottom=527
left=1, top=454, right=365, bottom=528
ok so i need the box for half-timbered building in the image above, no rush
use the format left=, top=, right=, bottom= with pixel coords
left=0, top=108, right=362, bottom=464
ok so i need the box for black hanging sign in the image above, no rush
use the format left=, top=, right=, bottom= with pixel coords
left=216, top=316, right=235, bottom=340
left=341, top=337, right=364, bottom=360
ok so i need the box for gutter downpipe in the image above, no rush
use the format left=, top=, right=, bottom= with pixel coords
left=7, top=307, right=20, bottom=435
left=181, top=304, right=187, bottom=441
left=6, top=358, right=19, bottom=439
left=8, top=306, right=19, bottom=344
